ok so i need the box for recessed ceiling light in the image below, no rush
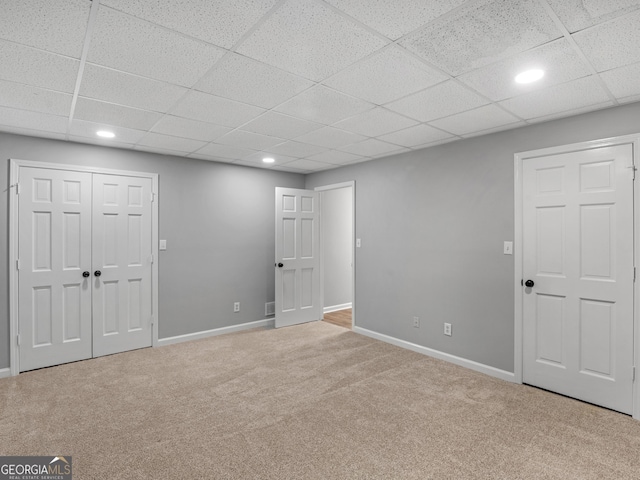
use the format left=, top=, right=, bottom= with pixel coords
left=96, top=130, right=115, bottom=138
left=515, top=69, right=544, bottom=84
left=262, top=157, right=275, bottom=164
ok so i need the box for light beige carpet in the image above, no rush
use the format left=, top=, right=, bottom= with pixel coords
left=1, top=321, right=639, bottom=479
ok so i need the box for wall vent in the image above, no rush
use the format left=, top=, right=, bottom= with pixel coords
left=265, top=301, right=275, bottom=317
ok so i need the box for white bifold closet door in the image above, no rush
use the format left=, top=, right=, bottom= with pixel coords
left=18, top=167, right=153, bottom=372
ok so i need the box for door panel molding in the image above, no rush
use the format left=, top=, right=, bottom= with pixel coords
left=514, top=134, right=640, bottom=420
left=9, top=159, right=159, bottom=376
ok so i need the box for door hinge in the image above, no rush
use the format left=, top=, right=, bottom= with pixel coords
left=149, top=254, right=154, bottom=264
left=634, top=267, right=637, bottom=282
left=629, top=165, right=637, bottom=180
left=633, top=366, right=636, bottom=382
left=151, top=192, right=156, bottom=202
left=16, top=334, right=21, bottom=346
left=16, top=259, right=20, bottom=271
left=10, top=183, right=21, bottom=194
left=150, top=315, right=155, bottom=326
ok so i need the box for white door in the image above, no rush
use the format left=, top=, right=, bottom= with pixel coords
left=275, top=187, right=321, bottom=328
left=18, top=167, right=93, bottom=371
left=92, top=174, right=153, bottom=357
left=522, top=144, right=635, bottom=414
left=17, top=167, right=154, bottom=371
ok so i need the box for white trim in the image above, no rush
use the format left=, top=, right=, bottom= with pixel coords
left=315, top=181, right=356, bottom=329
left=0, top=368, right=11, bottom=380
left=353, top=326, right=516, bottom=383
left=514, top=134, right=640, bottom=420
left=323, top=303, right=352, bottom=314
left=158, top=319, right=274, bottom=347
left=8, top=159, right=160, bottom=376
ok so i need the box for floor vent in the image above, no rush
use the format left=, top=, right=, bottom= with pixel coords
left=265, top=301, right=275, bottom=317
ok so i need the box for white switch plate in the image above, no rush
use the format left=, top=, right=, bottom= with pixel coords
left=356, top=238, right=361, bottom=248
left=503, top=241, right=513, bottom=255
left=159, top=239, right=167, bottom=251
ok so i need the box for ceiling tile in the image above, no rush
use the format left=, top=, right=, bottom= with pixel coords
left=461, top=121, right=527, bottom=138
left=333, top=107, right=418, bottom=136
left=379, top=124, right=455, bottom=147
left=215, top=130, right=284, bottom=151
left=74, top=98, right=162, bottom=131
left=293, top=126, right=367, bottom=148
left=150, top=115, right=232, bottom=142
left=526, top=101, right=614, bottom=124
left=88, top=7, right=225, bottom=87
left=0, top=106, right=68, bottom=134
left=101, top=0, right=279, bottom=49
left=236, top=0, right=388, bottom=82
left=243, top=152, right=298, bottom=165
left=196, top=143, right=258, bottom=160
left=267, top=141, right=328, bottom=158
left=400, top=0, right=562, bottom=75
left=80, top=64, right=188, bottom=113
left=70, top=119, right=146, bottom=144
left=617, top=94, right=640, bottom=105
left=0, top=41, right=79, bottom=93
left=324, top=46, right=448, bottom=105
left=134, top=144, right=187, bottom=157
left=458, top=39, right=592, bottom=101
left=339, top=138, right=406, bottom=157
left=195, top=53, right=314, bottom=109
left=137, top=132, right=207, bottom=153
left=429, top=104, right=521, bottom=135
left=545, top=0, right=640, bottom=33
left=269, top=164, right=307, bottom=173
left=275, top=85, right=374, bottom=125
left=188, top=153, right=236, bottom=164
left=306, top=150, right=365, bottom=164
left=171, top=90, right=265, bottom=128
left=386, top=81, right=489, bottom=122
left=0, top=125, right=67, bottom=141
left=325, top=0, right=469, bottom=40
left=0, top=81, right=72, bottom=116
left=69, top=135, right=135, bottom=149
left=573, top=9, right=640, bottom=72
left=240, top=112, right=323, bottom=138
left=600, top=62, right=640, bottom=99
left=280, top=159, right=335, bottom=172
left=499, top=76, right=612, bottom=120
left=0, top=0, right=90, bottom=57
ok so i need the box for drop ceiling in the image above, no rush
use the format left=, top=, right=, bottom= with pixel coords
left=1, top=0, right=639, bottom=173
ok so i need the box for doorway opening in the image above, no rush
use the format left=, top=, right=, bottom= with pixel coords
left=316, top=182, right=355, bottom=330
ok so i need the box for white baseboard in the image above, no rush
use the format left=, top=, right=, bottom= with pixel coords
left=323, top=303, right=352, bottom=314
left=0, top=368, right=11, bottom=379
left=158, top=318, right=275, bottom=347
left=353, top=326, right=516, bottom=383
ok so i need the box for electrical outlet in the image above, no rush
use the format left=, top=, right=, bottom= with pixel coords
left=444, top=323, right=452, bottom=336
left=413, top=316, right=420, bottom=328
left=233, top=302, right=240, bottom=313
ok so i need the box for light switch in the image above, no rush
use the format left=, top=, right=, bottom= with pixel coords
left=159, top=239, right=167, bottom=251
left=356, top=238, right=361, bottom=248
left=503, top=241, right=513, bottom=255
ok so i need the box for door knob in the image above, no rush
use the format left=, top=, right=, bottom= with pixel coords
left=94, top=270, right=102, bottom=277
left=276, top=263, right=284, bottom=268
left=82, top=271, right=90, bottom=278
left=524, top=279, right=534, bottom=288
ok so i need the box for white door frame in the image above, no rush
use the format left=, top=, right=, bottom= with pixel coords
left=514, top=134, right=640, bottom=420
left=315, top=181, right=356, bottom=328
left=8, top=159, right=160, bottom=376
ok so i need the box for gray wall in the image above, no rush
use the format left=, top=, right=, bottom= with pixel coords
left=321, top=187, right=352, bottom=309
left=306, top=102, right=640, bottom=373
left=0, top=133, right=304, bottom=369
